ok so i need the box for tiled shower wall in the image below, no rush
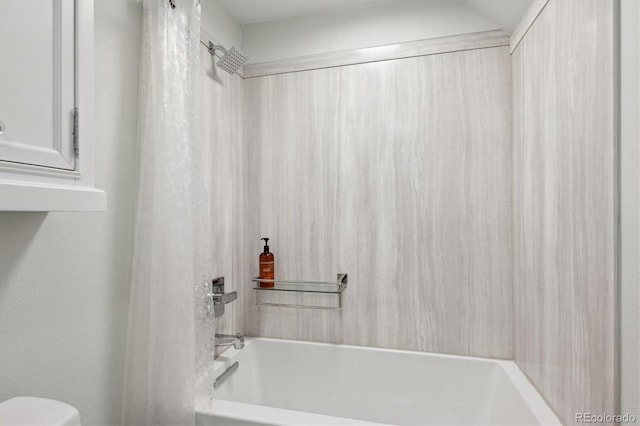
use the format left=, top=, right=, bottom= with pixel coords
left=200, top=44, right=246, bottom=342
left=211, top=2, right=620, bottom=417
left=512, top=0, right=618, bottom=423
left=242, top=43, right=513, bottom=358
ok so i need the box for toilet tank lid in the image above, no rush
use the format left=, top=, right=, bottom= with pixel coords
left=0, top=397, right=81, bottom=426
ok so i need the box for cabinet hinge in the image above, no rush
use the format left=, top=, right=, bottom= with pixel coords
left=73, top=107, right=79, bottom=158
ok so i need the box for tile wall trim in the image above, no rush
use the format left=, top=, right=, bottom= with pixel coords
left=243, top=30, right=510, bottom=78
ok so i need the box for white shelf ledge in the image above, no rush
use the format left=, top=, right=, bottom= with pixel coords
left=0, top=180, right=107, bottom=212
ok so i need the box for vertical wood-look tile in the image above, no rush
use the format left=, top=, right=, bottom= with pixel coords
left=199, top=47, right=246, bottom=350
left=244, top=46, right=513, bottom=358
left=512, top=0, right=618, bottom=422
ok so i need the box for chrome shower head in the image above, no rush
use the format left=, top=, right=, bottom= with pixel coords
left=208, top=42, right=249, bottom=75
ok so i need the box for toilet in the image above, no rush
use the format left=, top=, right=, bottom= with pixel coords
left=0, top=397, right=81, bottom=426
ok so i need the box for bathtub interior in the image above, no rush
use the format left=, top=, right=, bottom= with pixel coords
left=200, top=338, right=556, bottom=425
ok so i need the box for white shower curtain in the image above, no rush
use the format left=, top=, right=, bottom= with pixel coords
left=123, top=0, right=213, bottom=424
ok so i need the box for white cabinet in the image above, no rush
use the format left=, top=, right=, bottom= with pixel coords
left=0, top=0, right=76, bottom=170
left=0, top=0, right=106, bottom=211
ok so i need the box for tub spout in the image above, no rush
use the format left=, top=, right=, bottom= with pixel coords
left=215, top=333, right=244, bottom=350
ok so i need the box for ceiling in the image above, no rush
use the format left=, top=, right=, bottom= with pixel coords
left=217, top=0, right=378, bottom=26
left=217, top=0, right=533, bottom=33
left=459, top=0, right=532, bottom=33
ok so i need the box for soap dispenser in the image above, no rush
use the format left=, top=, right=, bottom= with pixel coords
left=259, top=237, right=275, bottom=287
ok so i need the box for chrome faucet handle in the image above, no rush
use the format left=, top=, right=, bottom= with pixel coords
left=217, top=291, right=237, bottom=305
left=212, top=277, right=237, bottom=304
left=210, top=277, right=238, bottom=318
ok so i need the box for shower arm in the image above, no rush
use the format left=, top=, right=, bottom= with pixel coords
left=207, top=41, right=226, bottom=57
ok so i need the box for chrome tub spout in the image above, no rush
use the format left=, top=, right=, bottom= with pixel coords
left=215, top=333, right=244, bottom=350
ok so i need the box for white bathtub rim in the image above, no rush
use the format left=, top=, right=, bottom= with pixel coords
left=214, top=337, right=508, bottom=372
left=208, top=337, right=561, bottom=425
left=497, top=362, right=562, bottom=425
left=201, top=399, right=387, bottom=426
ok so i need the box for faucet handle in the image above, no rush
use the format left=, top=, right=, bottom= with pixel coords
left=222, top=291, right=237, bottom=304
left=210, top=277, right=237, bottom=316
left=213, top=290, right=237, bottom=305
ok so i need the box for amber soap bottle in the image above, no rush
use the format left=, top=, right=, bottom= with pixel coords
left=259, top=237, right=275, bottom=287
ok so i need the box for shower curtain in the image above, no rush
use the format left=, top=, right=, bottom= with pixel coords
left=123, top=0, right=213, bottom=424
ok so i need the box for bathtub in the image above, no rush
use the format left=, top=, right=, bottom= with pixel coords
left=196, top=337, right=560, bottom=426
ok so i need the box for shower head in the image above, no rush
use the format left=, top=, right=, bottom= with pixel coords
left=208, top=42, right=249, bottom=75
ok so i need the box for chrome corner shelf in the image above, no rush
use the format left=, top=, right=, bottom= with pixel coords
left=252, top=273, right=347, bottom=310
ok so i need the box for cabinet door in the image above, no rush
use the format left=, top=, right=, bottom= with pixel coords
left=0, top=0, right=76, bottom=170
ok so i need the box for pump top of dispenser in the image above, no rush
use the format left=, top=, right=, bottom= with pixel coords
left=261, top=237, right=270, bottom=254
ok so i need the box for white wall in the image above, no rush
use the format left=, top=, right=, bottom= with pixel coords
left=0, top=2, right=141, bottom=424
left=621, top=0, right=640, bottom=418
left=201, top=0, right=242, bottom=49
left=241, top=0, right=500, bottom=63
